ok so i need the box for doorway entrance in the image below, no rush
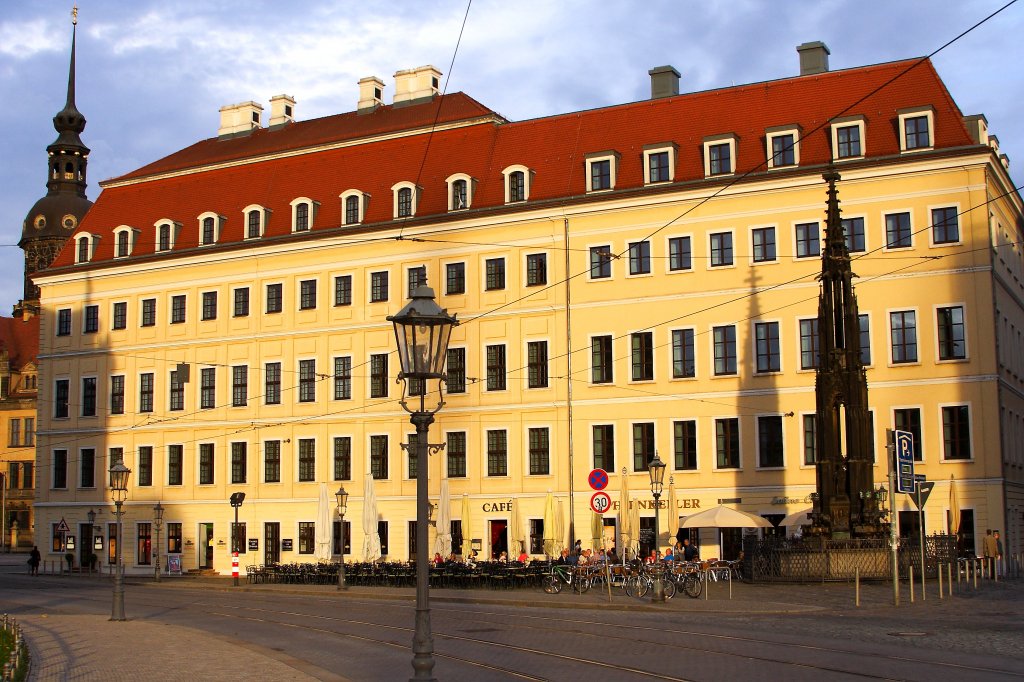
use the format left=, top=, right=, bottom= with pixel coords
left=639, top=517, right=655, bottom=559
left=489, top=520, right=508, bottom=560
left=200, top=523, right=214, bottom=569
left=79, top=523, right=93, bottom=568
left=264, top=522, right=280, bottom=565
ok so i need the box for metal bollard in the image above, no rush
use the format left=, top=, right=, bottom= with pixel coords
left=909, top=565, right=915, bottom=603
left=938, top=563, right=944, bottom=600
left=974, top=558, right=979, bottom=589
left=947, top=563, right=953, bottom=597
left=855, top=567, right=860, bottom=607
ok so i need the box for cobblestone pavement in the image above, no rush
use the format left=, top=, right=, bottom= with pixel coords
left=2, top=551, right=1021, bottom=680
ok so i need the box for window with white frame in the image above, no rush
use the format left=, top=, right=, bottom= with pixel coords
left=766, top=126, right=800, bottom=169
left=155, top=220, right=180, bottom=252
left=898, top=106, right=934, bottom=152
left=831, top=116, right=866, bottom=160
left=113, top=226, right=138, bottom=257
left=794, top=222, right=820, bottom=258
left=392, top=182, right=418, bottom=218
left=76, top=234, right=95, bottom=263
left=340, top=190, right=368, bottom=226
left=502, top=165, right=532, bottom=203
left=243, top=205, right=270, bottom=239
left=446, top=174, right=474, bottom=211
left=643, top=144, right=676, bottom=184
left=197, top=213, right=224, bottom=245
left=290, top=197, right=318, bottom=232
left=751, top=226, right=776, bottom=263
left=586, top=152, right=618, bottom=192
left=703, top=134, right=736, bottom=177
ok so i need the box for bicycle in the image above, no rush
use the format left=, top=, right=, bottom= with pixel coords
left=668, top=561, right=703, bottom=598
left=542, top=563, right=592, bottom=594
left=625, top=562, right=676, bottom=600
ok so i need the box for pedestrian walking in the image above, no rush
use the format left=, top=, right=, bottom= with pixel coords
left=983, top=529, right=998, bottom=577
left=29, top=545, right=41, bottom=575
left=994, top=530, right=1004, bottom=577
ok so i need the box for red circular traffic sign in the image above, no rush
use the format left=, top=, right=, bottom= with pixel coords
left=590, top=491, right=612, bottom=514
left=588, top=468, right=609, bottom=491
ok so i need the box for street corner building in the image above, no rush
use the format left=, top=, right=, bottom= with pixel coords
left=29, top=40, right=1024, bottom=575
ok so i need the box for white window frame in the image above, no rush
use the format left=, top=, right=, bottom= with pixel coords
left=642, top=143, right=677, bottom=184
left=830, top=115, right=867, bottom=161
left=791, top=219, right=821, bottom=261
left=75, top=233, right=97, bottom=263
left=196, top=212, right=225, bottom=246
left=765, top=125, right=801, bottom=169
left=112, top=225, right=139, bottom=258
left=890, top=405, right=926, bottom=463
left=523, top=423, right=553, bottom=477
left=242, top=204, right=270, bottom=240
left=523, top=251, right=550, bottom=287
left=882, top=208, right=915, bottom=251
left=933, top=301, right=969, bottom=363
left=707, top=229, right=736, bottom=270
left=748, top=224, right=779, bottom=266
left=153, top=218, right=181, bottom=252
left=926, top=202, right=962, bottom=248
left=898, top=106, right=935, bottom=153
left=937, top=402, right=974, bottom=462
left=702, top=134, right=737, bottom=177
left=339, top=190, right=369, bottom=226
left=501, top=164, right=533, bottom=203
left=391, top=181, right=420, bottom=219
left=754, top=413, right=787, bottom=470
left=289, top=197, right=319, bottom=233
left=711, top=416, right=742, bottom=472
left=524, top=337, right=551, bottom=390
left=886, top=306, right=921, bottom=367
left=585, top=151, right=619, bottom=192
left=445, top=173, right=476, bottom=211
left=665, top=233, right=695, bottom=274
left=752, top=318, right=784, bottom=375
left=799, top=412, right=817, bottom=470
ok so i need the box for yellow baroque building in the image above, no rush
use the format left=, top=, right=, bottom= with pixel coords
left=33, top=47, right=1024, bottom=574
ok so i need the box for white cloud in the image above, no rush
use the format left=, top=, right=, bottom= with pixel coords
left=0, top=19, right=62, bottom=58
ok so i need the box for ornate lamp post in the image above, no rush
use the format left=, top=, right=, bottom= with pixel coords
left=109, top=461, right=131, bottom=621
left=335, top=485, right=349, bottom=591
left=153, top=502, right=164, bottom=582
left=229, top=492, right=245, bottom=587
left=388, top=283, right=458, bottom=682
left=648, top=451, right=667, bottom=603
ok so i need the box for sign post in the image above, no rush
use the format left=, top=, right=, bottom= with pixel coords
left=886, top=429, right=899, bottom=606
left=914, top=475, right=933, bottom=600
left=894, top=430, right=915, bottom=494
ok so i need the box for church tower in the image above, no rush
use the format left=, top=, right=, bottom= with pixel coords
left=807, top=170, right=887, bottom=539
left=16, top=9, right=92, bottom=317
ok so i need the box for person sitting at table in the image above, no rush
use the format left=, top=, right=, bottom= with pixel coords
left=682, top=537, right=699, bottom=562
left=645, top=550, right=660, bottom=564
left=607, top=547, right=620, bottom=564
left=663, top=546, right=674, bottom=562
left=433, top=552, right=444, bottom=566
left=517, top=549, right=529, bottom=563
left=557, top=548, right=576, bottom=565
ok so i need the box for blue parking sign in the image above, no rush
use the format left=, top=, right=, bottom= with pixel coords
left=894, top=430, right=915, bottom=494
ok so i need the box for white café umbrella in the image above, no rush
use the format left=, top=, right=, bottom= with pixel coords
left=434, top=479, right=453, bottom=558
left=362, top=473, right=382, bottom=561
left=542, top=492, right=556, bottom=557
left=781, top=508, right=813, bottom=528
left=618, top=470, right=631, bottom=560
left=949, top=475, right=961, bottom=536
left=509, top=497, right=524, bottom=556
left=591, top=511, right=604, bottom=550
left=461, top=493, right=473, bottom=557
left=681, top=505, right=773, bottom=529
left=314, top=483, right=333, bottom=561
left=553, top=499, right=565, bottom=556
left=667, top=480, right=680, bottom=545
left=629, top=497, right=641, bottom=560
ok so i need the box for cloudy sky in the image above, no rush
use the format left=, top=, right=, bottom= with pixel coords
left=1, top=0, right=1021, bottom=315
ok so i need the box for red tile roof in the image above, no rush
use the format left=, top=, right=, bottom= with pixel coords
left=52, top=58, right=977, bottom=270
left=0, top=315, right=40, bottom=370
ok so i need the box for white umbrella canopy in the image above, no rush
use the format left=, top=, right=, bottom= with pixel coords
left=667, top=481, right=679, bottom=543
left=553, top=499, right=565, bottom=556
left=591, top=511, right=604, bottom=550
left=681, top=505, right=772, bottom=529
left=314, top=483, right=333, bottom=562
left=461, top=493, right=473, bottom=557
left=949, top=475, right=961, bottom=536
left=509, top=497, right=524, bottom=556
left=618, top=470, right=631, bottom=559
left=434, top=480, right=453, bottom=558
left=628, top=499, right=641, bottom=560
left=781, top=507, right=813, bottom=527
left=542, top=492, right=556, bottom=557
left=362, top=473, right=382, bottom=561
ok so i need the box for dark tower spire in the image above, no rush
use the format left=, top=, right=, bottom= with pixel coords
left=807, top=169, right=886, bottom=539
left=17, top=6, right=93, bottom=316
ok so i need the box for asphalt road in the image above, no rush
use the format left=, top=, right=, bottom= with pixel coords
left=2, top=561, right=1022, bottom=681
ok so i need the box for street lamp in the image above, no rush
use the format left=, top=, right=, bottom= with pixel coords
left=109, top=461, right=131, bottom=621
left=388, top=283, right=458, bottom=682
left=229, top=492, right=246, bottom=587
left=153, top=502, right=164, bottom=583
left=648, top=451, right=667, bottom=603
left=335, top=485, right=349, bottom=591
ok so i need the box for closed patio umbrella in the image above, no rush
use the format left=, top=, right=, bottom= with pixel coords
left=434, top=479, right=452, bottom=558
left=362, top=473, right=382, bottom=562
left=591, top=511, right=604, bottom=551
left=461, top=493, right=473, bottom=557
left=542, top=492, right=555, bottom=557
left=629, top=498, right=641, bottom=560
left=509, top=497, right=524, bottom=556
left=949, top=475, right=961, bottom=536
left=667, top=479, right=679, bottom=543
left=314, top=483, right=333, bottom=561
left=618, top=470, right=631, bottom=561
left=553, top=498, right=565, bottom=556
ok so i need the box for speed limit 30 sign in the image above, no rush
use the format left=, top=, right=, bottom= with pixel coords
left=590, top=491, right=612, bottom=514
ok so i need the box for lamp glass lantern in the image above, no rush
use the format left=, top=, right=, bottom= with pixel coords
left=648, top=452, right=666, bottom=498
left=109, top=462, right=131, bottom=500
left=388, top=285, right=458, bottom=383
left=335, top=485, right=349, bottom=515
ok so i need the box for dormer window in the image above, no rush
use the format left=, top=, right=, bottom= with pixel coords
left=703, top=134, right=737, bottom=177
left=197, top=212, right=225, bottom=246
left=445, top=174, right=475, bottom=211
left=831, top=116, right=866, bottom=161
left=392, top=182, right=419, bottom=219
left=113, top=225, right=139, bottom=258
left=643, top=144, right=677, bottom=184
left=898, top=106, right=934, bottom=152
left=154, top=219, right=181, bottom=252
left=340, top=190, right=369, bottom=225
left=76, top=234, right=94, bottom=263
left=290, top=197, right=319, bottom=233
left=586, top=152, right=619, bottom=192
left=502, top=165, right=533, bottom=203
left=766, top=126, right=801, bottom=169
left=243, top=204, right=270, bottom=239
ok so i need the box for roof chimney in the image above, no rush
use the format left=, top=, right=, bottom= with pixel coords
left=393, top=65, right=441, bottom=106
left=358, top=76, right=385, bottom=113
left=269, top=95, right=296, bottom=128
left=796, top=41, right=830, bottom=76
left=218, top=101, right=263, bottom=138
left=963, top=114, right=989, bottom=145
left=649, top=65, right=680, bottom=99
